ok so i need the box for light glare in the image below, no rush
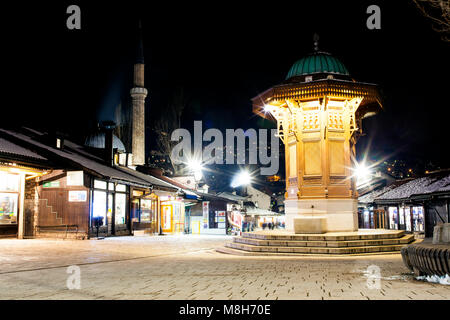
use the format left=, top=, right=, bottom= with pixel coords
left=231, top=170, right=252, bottom=188
left=187, top=158, right=203, bottom=181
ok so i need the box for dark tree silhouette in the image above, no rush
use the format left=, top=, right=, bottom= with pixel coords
left=413, top=0, right=450, bottom=41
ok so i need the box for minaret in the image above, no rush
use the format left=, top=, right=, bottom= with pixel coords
left=130, top=21, right=147, bottom=166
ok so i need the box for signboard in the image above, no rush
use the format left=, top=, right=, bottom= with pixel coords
left=68, top=190, right=87, bottom=202
left=216, top=210, right=226, bottom=228
left=230, top=211, right=243, bottom=230
left=43, top=181, right=60, bottom=188
left=202, top=201, right=209, bottom=229
left=67, top=171, right=84, bottom=186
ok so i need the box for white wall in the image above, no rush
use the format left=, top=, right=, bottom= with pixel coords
left=247, top=186, right=271, bottom=210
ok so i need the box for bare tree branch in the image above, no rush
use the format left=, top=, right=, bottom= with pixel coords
left=412, top=0, right=450, bottom=42
left=153, top=86, right=187, bottom=174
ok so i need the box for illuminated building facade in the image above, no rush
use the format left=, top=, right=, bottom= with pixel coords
left=252, top=42, right=382, bottom=233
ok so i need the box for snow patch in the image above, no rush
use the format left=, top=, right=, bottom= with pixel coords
left=416, top=274, right=450, bottom=285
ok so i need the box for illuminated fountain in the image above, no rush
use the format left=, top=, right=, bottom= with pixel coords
left=252, top=39, right=382, bottom=233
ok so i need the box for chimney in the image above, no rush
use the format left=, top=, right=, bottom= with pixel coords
left=100, top=121, right=116, bottom=166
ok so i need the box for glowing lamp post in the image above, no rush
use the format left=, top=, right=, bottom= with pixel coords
left=353, top=162, right=373, bottom=187
left=231, top=170, right=252, bottom=188
left=187, top=159, right=203, bottom=182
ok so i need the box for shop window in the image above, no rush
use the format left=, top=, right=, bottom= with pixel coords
left=140, top=199, right=153, bottom=222
left=131, top=199, right=140, bottom=222
left=363, top=209, right=370, bottom=229
left=115, top=193, right=126, bottom=225
left=93, top=190, right=107, bottom=225
left=107, top=194, right=113, bottom=224
left=94, top=180, right=107, bottom=190
left=0, top=193, right=18, bottom=225
left=116, top=184, right=126, bottom=192
left=0, top=172, right=19, bottom=192
left=162, top=205, right=172, bottom=231
left=412, top=206, right=424, bottom=232
left=399, top=207, right=406, bottom=230
left=388, top=207, right=398, bottom=230
left=173, top=203, right=182, bottom=232
left=405, top=207, right=412, bottom=231
left=108, top=182, right=115, bottom=191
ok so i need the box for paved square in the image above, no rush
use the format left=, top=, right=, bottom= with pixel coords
left=0, top=235, right=448, bottom=300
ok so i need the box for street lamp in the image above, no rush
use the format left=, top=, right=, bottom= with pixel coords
left=187, top=158, right=203, bottom=181
left=231, top=170, right=252, bottom=188
left=353, top=161, right=372, bottom=186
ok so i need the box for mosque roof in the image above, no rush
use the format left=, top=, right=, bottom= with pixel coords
left=84, top=132, right=126, bottom=152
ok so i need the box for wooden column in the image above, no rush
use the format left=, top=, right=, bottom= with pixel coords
left=17, top=173, right=26, bottom=239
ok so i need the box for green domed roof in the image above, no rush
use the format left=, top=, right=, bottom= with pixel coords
left=286, top=52, right=349, bottom=80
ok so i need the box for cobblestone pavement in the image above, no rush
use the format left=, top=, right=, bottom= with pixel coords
left=0, top=235, right=448, bottom=300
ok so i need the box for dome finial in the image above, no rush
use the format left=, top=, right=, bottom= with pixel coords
left=313, top=33, right=320, bottom=52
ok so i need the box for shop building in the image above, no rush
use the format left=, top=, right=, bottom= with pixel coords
left=0, top=128, right=185, bottom=239
left=358, top=170, right=450, bottom=237
left=0, top=135, right=51, bottom=238
left=185, top=192, right=237, bottom=235
left=242, top=203, right=284, bottom=230
left=217, top=191, right=284, bottom=232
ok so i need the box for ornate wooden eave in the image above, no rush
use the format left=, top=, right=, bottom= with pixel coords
left=252, top=79, right=382, bottom=120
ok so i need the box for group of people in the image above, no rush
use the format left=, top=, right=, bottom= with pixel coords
left=238, top=220, right=286, bottom=233
left=262, top=221, right=280, bottom=230
left=242, top=221, right=254, bottom=232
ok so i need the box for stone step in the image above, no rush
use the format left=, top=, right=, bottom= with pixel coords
left=217, top=246, right=403, bottom=257
left=241, top=230, right=405, bottom=241
left=233, top=234, right=415, bottom=248
left=225, top=241, right=411, bottom=255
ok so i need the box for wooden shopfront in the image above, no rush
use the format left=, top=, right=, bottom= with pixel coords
left=131, top=189, right=159, bottom=234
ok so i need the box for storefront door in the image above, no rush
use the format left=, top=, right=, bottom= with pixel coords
left=405, top=207, right=412, bottom=232
left=161, top=204, right=173, bottom=233
left=412, top=206, right=425, bottom=233
left=388, top=207, right=398, bottom=230
left=399, top=207, right=406, bottom=230
left=92, top=180, right=130, bottom=237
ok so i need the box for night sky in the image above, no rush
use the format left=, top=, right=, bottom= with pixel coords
left=8, top=0, right=450, bottom=176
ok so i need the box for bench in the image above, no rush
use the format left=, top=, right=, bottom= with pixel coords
left=36, top=225, right=79, bottom=238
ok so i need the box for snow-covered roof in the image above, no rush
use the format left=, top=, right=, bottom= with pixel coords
left=243, top=205, right=280, bottom=216
left=361, top=170, right=450, bottom=203
left=358, top=179, right=412, bottom=204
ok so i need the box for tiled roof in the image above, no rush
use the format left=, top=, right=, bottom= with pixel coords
left=0, top=129, right=151, bottom=187
left=118, top=167, right=179, bottom=191
left=0, top=137, right=47, bottom=161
